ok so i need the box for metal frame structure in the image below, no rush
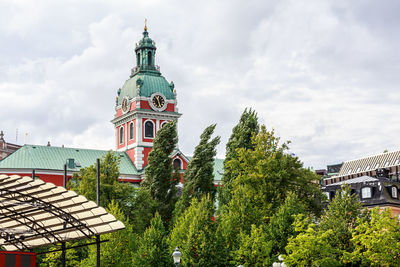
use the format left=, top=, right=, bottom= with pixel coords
left=0, top=174, right=124, bottom=251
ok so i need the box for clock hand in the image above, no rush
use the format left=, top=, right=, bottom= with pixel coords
left=156, top=96, right=161, bottom=106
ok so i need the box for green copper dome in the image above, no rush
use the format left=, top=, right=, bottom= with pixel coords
left=116, top=28, right=175, bottom=106
left=117, top=74, right=175, bottom=105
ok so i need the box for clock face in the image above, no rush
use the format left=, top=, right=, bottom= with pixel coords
left=122, top=98, right=129, bottom=113
left=152, top=95, right=165, bottom=109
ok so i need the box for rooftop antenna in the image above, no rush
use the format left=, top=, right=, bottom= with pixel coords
left=24, top=132, right=28, bottom=145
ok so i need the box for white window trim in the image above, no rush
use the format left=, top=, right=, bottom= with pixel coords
left=144, top=119, right=155, bottom=139
left=160, top=121, right=168, bottom=128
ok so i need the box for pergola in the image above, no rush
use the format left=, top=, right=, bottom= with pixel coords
left=0, top=174, right=125, bottom=251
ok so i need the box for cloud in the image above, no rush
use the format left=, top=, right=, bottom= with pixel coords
left=1, top=0, right=400, bottom=169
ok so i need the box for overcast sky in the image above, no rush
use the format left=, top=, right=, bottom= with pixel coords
left=1, top=0, right=400, bottom=169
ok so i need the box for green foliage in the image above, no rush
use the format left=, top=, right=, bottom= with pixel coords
left=217, top=125, right=323, bottom=264
left=69, top=151, right=136, bottom=219
left=285, top=215, right=342, bottom=267
left=169, top=196, right=218, bottom=266
left=175, top=124, right=220, bottom=218
left=132, top=213, right=171, bottom=266
left=266, top=193, right=307, bottom=257
left=233, top=225, right=273, bottom=267
left=285, top=185, right=364, bottom=266
left=219, top=108, right=259, bottom=207
left=319, top=185, right=362, bottom=253
left=129, top=187, right=157, bottom=234
left=41, top=242, right=83, bottom=267
left=348, top=207, right=400, bottom=266
left=79, top=201, right=137, bottom=267
left=142, top=120, right=179, bottom=223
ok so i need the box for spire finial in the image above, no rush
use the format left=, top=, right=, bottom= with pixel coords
left=144, top=18, right=147, bottom=31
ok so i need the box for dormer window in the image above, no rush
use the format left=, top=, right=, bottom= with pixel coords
left=366, top=165, right=370, bottom=171
left=392, top=186, right=398, bottom=199
left=375, top=163, right=380, bottom=169
left=361, top=187, right=372, bottom=199
left=356, top=167, right=361, bottom=172
left=347, top=169, right=352, bottom=174
left=385, top=161, right=390, bottom=167
left=137, top=52, right=141, bottom=66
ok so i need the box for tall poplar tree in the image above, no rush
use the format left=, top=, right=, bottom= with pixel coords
left=219, top=108, right=259, bottom=207
left=174, top=124, right=220, bottom=217
left=142, top=120, right=178, bottom=223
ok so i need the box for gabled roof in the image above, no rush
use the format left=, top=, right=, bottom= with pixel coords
left=0, top=145, right=139, bottom=175
left=0, top=175, right=125, bottom=251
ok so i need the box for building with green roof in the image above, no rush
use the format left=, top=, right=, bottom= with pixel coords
left=0, top=25, right=224, bottom=187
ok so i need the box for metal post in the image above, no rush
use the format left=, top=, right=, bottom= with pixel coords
left=96, top=158, right=101, bottom=267
left=31, top=169, right=35, bottom=179
left=61, top=164, right=67, bottom=267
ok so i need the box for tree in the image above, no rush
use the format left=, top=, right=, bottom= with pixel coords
left=285, top=186, right=364, bottom=266
left=169, top=196, right=218, bottom=266
left=348, top=207, right=400, bottom=266
left=132, top=213, right=171, bottom=266
left=217, top=126, right=323, bottom=263
left=79, top=201, right=137, bottom=267
left=285, top=215, right=342, bottom=267
left=266, top=193, right=307, bottom=258
left=142, top=120, right=179, bottom=223
left=69, top=151, right=136, bottom=219
left=174, top=124, right=220, bottom=218
left=219, top=108, right=259, bottom=207
left=233, top=225, right=272, bottom=267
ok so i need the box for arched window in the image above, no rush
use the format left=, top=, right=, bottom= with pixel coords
left=161, top=121, right=168, bottom=128
left=144, top=121, right=154, bottom=138
left=137, top=53, right=140, bottom=66
left=119, top=127, right=124, bottom=144
left=129, top=122, right=134, bottom=140
left=147, top=51, right=152, bottom=65
left=173, top=158, right=181, bottom=170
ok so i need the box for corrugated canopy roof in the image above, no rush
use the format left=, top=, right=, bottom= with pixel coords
left=0, top=175, right=125, bottom=251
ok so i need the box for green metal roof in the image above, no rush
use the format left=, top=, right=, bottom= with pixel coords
left=117, top=73, right=175, bottom=106
left=0, top=145, right=139, bottom=175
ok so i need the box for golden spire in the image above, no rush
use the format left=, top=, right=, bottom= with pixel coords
left=144, top=18, right=147, bottom=31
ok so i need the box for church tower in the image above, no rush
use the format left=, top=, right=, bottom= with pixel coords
left=112, top=25, right=181, bottom=170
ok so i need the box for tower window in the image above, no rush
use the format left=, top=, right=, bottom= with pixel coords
left=137, top=53, right=141, bottom=66
left=144, top=120, right=154, bottom=138
left=119, top=126, right=124, bottom=144
left=161, top=121, right=168, bottom=128
left=147, top=51, right=152, bottom=65
left=129, top=122, right=134, bottom=140
left=173, top=158, right=182, bottom=170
